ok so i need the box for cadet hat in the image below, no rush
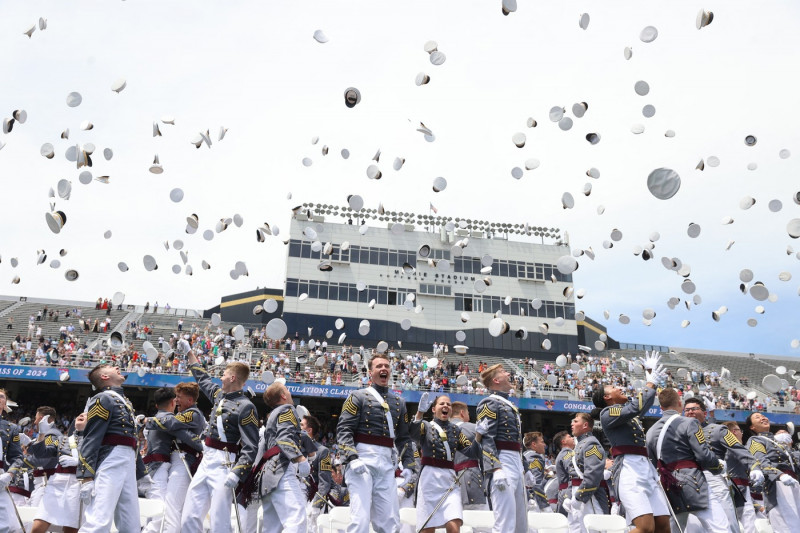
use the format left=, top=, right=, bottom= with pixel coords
left=65, top=269, right=79, bottom=281
left=432, top=177, right=447, bottom=192
left=579, top=13, right=590, bottom=30
left=149, top=155, right=163, bottom=174
left=66, top=92, right=82, bottom=107
left=344, top=87, right=361, bottom=108
left=45, top=210, right=67, bottom=233
left=111, top=78, right=126, bottom=93
left=647, top=168, right=681, bottom=200
left=143, top=255, right=158, bottom=271
left=696, top=9, right=714, bottom=29
left=640, top=26, right=658, bottom=42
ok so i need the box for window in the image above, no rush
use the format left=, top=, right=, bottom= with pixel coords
left=388, top=291, right=397, bottom=306
left=464, top=297, right=473, bottom=312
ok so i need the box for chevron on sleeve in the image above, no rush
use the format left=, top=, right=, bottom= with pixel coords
left=342, top=396, right=358, bottom=416
left=723, top=431, right=739, bottom=448
left=87, top=399, right=110, bottom=421
left=241, top=410, right=260, bottom=427
left=694, top=428, right=706, bottom=444
left=608, top=407, right=622, bottom=417
left=277, top=409, right=297, bottom=427
left=749, top=440, right=767, bottom=455
left=477, top=404, right=496, bottom=420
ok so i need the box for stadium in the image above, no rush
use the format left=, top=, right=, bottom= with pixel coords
left=3, top=205, right=799, bottom=438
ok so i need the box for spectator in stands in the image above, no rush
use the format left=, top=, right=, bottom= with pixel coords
left=6, top=316, right=11, bottom=329
left=153, top=301, right=159, bottom=313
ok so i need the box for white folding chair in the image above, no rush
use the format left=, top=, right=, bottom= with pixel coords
left=527, top=511, right=570, bottom=532
left=463, top=509, right=496, bottom=528
left=754, top=518, right=774, bottom=533
left=318, top=506, right=351, bottom=533
left=583, top=513, right=627, bottom=533
left=13, top=505, right=38, bottom=529
left=138, top=497, right=165, bottom=526
left=400, top=507, right=417, bottom=526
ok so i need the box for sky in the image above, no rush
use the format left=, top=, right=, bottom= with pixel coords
left=1, top=1, right=799, bottom=355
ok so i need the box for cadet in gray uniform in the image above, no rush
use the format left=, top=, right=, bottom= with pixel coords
left=253, top=382, right=309, bottom=533
left=566, top=413, right=609, bottom=532
left=591, top=351, right=670, bottom=533
left=397, top=445, right=420, bottom=533
left=181, top=343, right=260, bottom=533
left=336, top=353, right=415, bottom=533
left=523, top=431, right=549, bottom=511
left=553, top=431, right=575, bottom=517
left=76, top=364, right=140, bottom=533
left=142, top=387, right=203, bottom=533
left=302, top=414, right=333, bottom=531
left=475, top=364, right=527, bottom=533
left=0, top=391, right=26, bottom=532
left=26, top=407, right=60, bottom=507
left=410, top=393, right=479, bottom=533
left=721, top=421, right=757, bottom=533
left=451, top=402, right=486, bottom=511
left=683, top=397, right=749, bottom=533
left=544, top=468, right=560, bottom=512
left=645, top=387, right=729, bottom=533
left=329, top=462, right=349, bottom=507
left=745, top=412, right=800, bottom=532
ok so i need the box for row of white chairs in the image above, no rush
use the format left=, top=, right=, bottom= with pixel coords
left=11, top=498, right=163, bottom=532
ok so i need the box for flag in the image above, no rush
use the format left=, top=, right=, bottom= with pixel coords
left=429, top=202, right=438, bottom=214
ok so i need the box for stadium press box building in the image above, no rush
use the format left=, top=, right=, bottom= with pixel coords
left=281, top=204, right=579, bottom=359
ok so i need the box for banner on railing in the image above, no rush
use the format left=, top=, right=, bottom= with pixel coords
left=1, top=364, right=798, bottom=424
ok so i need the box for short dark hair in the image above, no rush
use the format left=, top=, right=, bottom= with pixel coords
left=523, top=431, right=543, bottom=448
left=573, top=412, right=593, bottom=426
left=264, top=382, right=287, bottom=407
left=88, top=364, right=115, bottom=388
left=552, top=430, right=569, bottom=452
left=174, top=382, right=199, bottom=401
left=37, top=406, right=57, bottom=421
left=154, top=387, right=176, bottom=408
left=303, top=415, right=321, bottom=438
left=658, top=387, right=681, bottom=410
left=683, top=397, right=705, bottom=411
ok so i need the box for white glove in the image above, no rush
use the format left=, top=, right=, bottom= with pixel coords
left=297, top=460, right=311, bottom=478
left=19, top=433, right=31, bottom=446
left=750, top=470, right=765, bottom=484
left=704, top=397, right=716, bottom=412
left=603, top=469, right=612, bottom=481
left=779, top=474, right=799, bottom=487
left=476, top=418, right=490, bottom=436
left=401, top=468, right=413, bottom=483
left=417, top=392, right=433, bottom=413
left=59, top=455, right=79, bottom=467
left=775, top=433, right=793, bottom=445
left=562, top=497, right=573, bottom=512
left=571, top=500, right=586, bottom=514
left=397, top=487, right=407, bottom=499
left=493, top=469, right=508, bottom=491
left=178, top=339, right=191, bottom=354
left=0, top=472, right=12, bottom=489
left=610, top=502, right=620, bottom=515
left=39, top=414, right=54, bottom=434
left=348, top=458, right=368, bottom=476
left=641, top=350, right=661, bottom=370
left=136, top=414, right=146, bottom=426
left=224, top=472, right=239, bottom=489
left=80, top=480, right=95, bottom=504
left=647, top=364, right=666, bottom=385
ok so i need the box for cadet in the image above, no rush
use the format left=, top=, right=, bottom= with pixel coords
left=27, top=407, right=60, bottom=507
left=523, top=431, right=549, bottom=511
left=398, top=445, right=420, bottom=533
left=451, top=402, right=487, bottom=512
left=591, top=351, right=670, bottom=533
left=410, top=393, right=479, bottom=533
left=142, top=387, right=204, bottom=533
left=181, top=342, right=260, bottom=533
left=646, top=387, right=728, bottom=533
left=544, top=467, right=560, bottom=513
left=155, top=382, right=206, bottom=533
left=76, top=364, right=140, bottom=533
left=254, top=382, right=309, bottom=533
left=720, top=421, right=757, bottom=533
left=565, top=413, right=609, bottom=532
left=745, top=412, right=800, bottom=532
left=475, top=363, right=527, bottom=533
left=553, top=430, right=576, bottom=517
left=683, top=397, right=749, bottom=533
left=336, top=353, right=415, bottom=533
left=0, top=389, right=25, bottom=533
left=301, top=414, right=333, bottom=532
left=329, top=462, right=349, bottom=507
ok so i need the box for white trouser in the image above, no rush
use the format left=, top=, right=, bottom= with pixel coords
left=36, top=472, right=81, bottom=528
left=307, top=502, right=323, bottom=533
left=80, top=445, right=140, bottom=533
left=243, top=502, right=259, bottom=533
left=397, top=477, right=414, bottom=533
left=142, top=462, right=171, bottom=533
left=767, top=481, right=800, bottom=533
left=616, top=454, right=670, bottom=525
left=345, top=443, right=399, bottom=533
left=568, top=486, right=595, bottom=533
left=162, top=451, right=192, bottom=533
left=489, top=450, right=527, bottom=533
left=29, top=476, right=46, bottom=507
left=261, top=463, right=307, bottom=533
left=735, top=486, right=756, bottom=533
left=675, top=483, right=730, bottom=533
left=1, top=489, right=24, bottom=533
left=703, top=472, right=740, bottom=533
left=181, top=446, right=236, bottom=533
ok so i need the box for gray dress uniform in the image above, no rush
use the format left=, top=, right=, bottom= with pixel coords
left=746, top=432, right=796, bottom=512
left=336, top=384, right=414, bottom=468
left=308, top=441, right=333, bottom=509
left=397, top=446, right=420, bottom=501
left=545, top=474, right=560, bottom=511
left=523, top=449, right=548, bottom=510
left=555, top=447, right=575, bottom=515
left=328, top=480, right=350, bottom=507
left=475, top=392, right=522, bottom=473
left=77, top=385, right=138, bottom=479
left=645, top=409, right=722, bottom=513
left=0, top=418, right=24, bottom=475
left=254, top=404, right=304, bottom=496
left=190, top=363, right=259, bottom=480
left=454, top=420, right=486, bottom=507
left=144, top=408, right=205, bottom=475
left=573, top=433, right=610, bottom=513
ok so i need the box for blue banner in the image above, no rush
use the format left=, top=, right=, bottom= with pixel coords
left=2, top=365, right=799, bottom=425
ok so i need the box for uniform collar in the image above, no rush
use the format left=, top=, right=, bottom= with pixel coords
left=575, top=433, right=590, bottom=443
left=662, top=409, right=680, bottom=416
left=490, top=390, right=510, bottom=399
left=432, top=418, right=450, bottom=427
left=371, top=384, right=389, bottom=394
left=757, top=431, right=774, bottom=438
left=100, top=385, right=126, bottom=395
left=222, top=390, right=245, bottom=400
